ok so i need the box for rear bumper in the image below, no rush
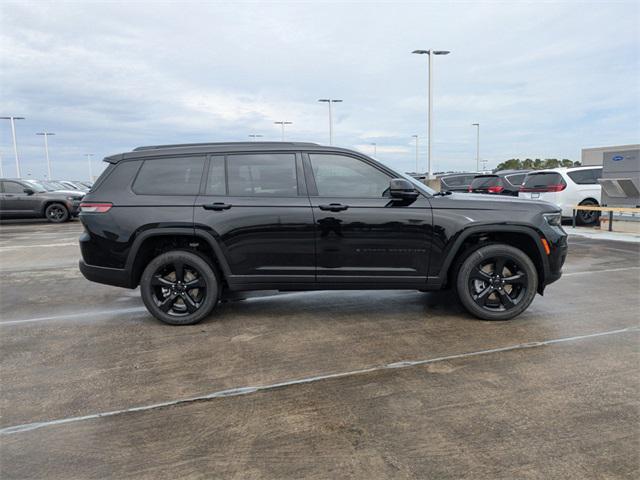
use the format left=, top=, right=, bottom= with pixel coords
left=79, top=260, right=134, bottom=289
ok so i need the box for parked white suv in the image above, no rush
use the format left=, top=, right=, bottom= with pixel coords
left=519, top=166, right=602, bottom=225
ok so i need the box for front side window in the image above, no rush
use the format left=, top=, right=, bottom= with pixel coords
left=133, top=156, right=205, bottom=195
left=309, top=154, right=391, bottom=197
left=227, top=153, right=297, bottom=196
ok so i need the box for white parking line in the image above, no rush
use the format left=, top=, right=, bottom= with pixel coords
left=0, top=307, right=147, bottom=326
left=0, top=325, right=637, bottom=436
left=0, top=242, right=77, bottom=250
left=562, top=266, right=640, bottom=276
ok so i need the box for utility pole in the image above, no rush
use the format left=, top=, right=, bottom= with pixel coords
left=317, top=99, right=343, bottom=145
left=1, top=116, right=25, bottom=177
left=371, top=142, right=377, bottom=156
left=411, top=50, right=450, bottom=178
left=0, top=152, right=3, bottom=177
left=85, top=154, right=94, bottom=181
left=273, top=121, right=292, bottom=141
left=412, top=135, right=419, bottom=173
left=472, top=123, right=480, bottom=171
left=36, top=131, right=56, bottom=179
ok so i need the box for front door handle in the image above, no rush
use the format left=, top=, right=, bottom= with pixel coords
left=319, top=203, right=349, bottom=212
left=203, top=202, right=232, bottom=211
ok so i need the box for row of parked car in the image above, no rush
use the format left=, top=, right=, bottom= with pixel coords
left=439, top=166, right=603, bottom=225
left=0, top=178, right=92, bottom=222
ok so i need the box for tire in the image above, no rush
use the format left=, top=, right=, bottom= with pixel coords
left=45, top=203, right=69, bottom=223
left=576, top=199, right=600, bottom=226
left=140, top=250, right=219, bottom=325
left=455, top=244, right=538, bottom=321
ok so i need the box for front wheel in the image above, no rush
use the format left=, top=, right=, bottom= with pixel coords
left=456, top=244, right=538, bottom=321
left=140, top=250, right=219, bottom=325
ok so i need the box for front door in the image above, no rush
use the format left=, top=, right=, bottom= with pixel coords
left=304, top=152, right=432, bottom=285
left=194, top=152, right=315, bottom=286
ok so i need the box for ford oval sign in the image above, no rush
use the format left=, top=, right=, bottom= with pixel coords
left=612, top=155, right=624, bottom=161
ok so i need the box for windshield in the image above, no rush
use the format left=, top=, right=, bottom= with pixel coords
left=24, top=180, right=48, bottom=192
left=398, top=172, right=437, bottom=195
left=41, top=181, right=65, bottom=191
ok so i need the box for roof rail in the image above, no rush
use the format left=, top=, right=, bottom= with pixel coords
left=133, top=141, right=319, bottom=151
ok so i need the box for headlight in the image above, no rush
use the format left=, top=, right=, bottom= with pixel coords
left=66, top=196, right=82, bottom=201
left=543, top=212, right=562, bottom=226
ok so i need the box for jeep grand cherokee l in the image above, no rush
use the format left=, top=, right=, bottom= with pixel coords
left=79, top=142, right=567, bottom=325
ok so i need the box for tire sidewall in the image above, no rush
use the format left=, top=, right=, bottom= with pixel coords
left=140, top=250, right=219, bottom=325
left=577, top=200, right=599, bottom=226
left=45, top=203, right=69, bottom=223
left=456, top=244, right=538, bottom=321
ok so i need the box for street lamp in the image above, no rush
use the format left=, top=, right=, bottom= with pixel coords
left=85, top=154, right=94, bottom=181
left=36, top=131, right=56, bottom=179
left=411, top=49, right=450, bottom=178
left=412, top=135, right=419, bottom=173
left=0, top=116, right=25, bottom=177
left=273, top=121, right=292, bottom=141
left=472, top=123, right=480, bottom=172
left=248, top=134, right=263, bottom=141
left=317, top=99, right=342, bottom=145
left=371, top=142, right=377, bottom=156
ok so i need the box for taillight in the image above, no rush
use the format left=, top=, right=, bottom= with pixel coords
left=487, top=185, right=504, bottom=193
left=520, top=183, right=566, bottom=193
left=80, top=202, right=112, bottom=213
left=467, top=186, right=473, bottom=192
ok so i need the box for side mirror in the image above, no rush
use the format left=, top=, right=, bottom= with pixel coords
left=23, top=188, right=34, bottom=195
left=389, top=178, right=419, bottom=200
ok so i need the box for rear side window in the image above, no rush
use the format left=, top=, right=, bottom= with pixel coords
left=227, top=153, right=297, bottom=196
left=523, top=172, right=565, bottom=188
left=133, top=157, right=205, bottom=195
left=505, top=173, right=526, bottom=186
left=470, top=176, right=500, bottom=188
left=2, top=181, right=26, bottom=194
left=205, top=156, right=226, bottom=195
left=568, top=169, right=602, bottom=185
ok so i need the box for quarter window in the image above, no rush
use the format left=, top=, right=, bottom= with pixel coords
left=133, top=157, right=205, bottom=195
left=568, top=169, right=602, bottom=185
left=309, top=154, right=391, bottom=197
left=227, top=154, right=297, bottom=196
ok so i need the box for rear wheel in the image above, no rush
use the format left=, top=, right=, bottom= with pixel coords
left=45, top=203, right=69, bottom=223
left=140, top=250, right=219, bottom=325
left=576, top=199, right=600, bottom=226
left=456, top=244, right=538, bottom=321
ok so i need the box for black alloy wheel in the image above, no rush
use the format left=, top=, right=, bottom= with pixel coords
left=45, top=203, right=69, bottom=223
left=456, top=244, right=538, bottom=321
left=577, top=199, right=600, bottom=226
left=141, top=250, right=219, bottom=325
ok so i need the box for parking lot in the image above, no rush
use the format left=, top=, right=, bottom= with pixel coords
left=0, top=219, right=638, bottom=479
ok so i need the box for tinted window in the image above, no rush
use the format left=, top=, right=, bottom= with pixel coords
left=3, top=181, right=26, bottom=194
left=568, top=168, right=602, bottom=185
left=133, top=157, right=204, bottom=195
left=442, top=174, right=473, bottom=187
left=470, top=176, right=500, bottom=188
left=227, top=153, right=297, bottom=196
left=205, top=156, right=226, bottom=195
left=505, top=173, right=526, bottom=186
left=309, top=154, right=390, bottom=197
left=523, top=172, right=565, bottom=188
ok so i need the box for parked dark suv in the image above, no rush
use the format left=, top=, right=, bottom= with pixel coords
left=79, top=142, right=567, bottom=325
left=467, top=170, right=530, bottom=196
left=0, top=178, right=84, bottom=222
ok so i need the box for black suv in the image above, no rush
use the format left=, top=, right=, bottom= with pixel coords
left=0, top=178, right=84, bottom=222
left=79, top=142, right=567, bottom=325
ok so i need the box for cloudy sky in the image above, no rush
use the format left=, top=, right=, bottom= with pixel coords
left=1, top=0, right=639, bottom=180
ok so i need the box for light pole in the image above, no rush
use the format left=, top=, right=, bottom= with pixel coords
left=472, top=123, right=480, bottom=172
left=371, top=142, right=377, bottom=156
left=317, top=99, right=342, bottom=145
left=411, top=50, right=450, bottom=178
left=1, top=116, right=25, bottom=177
left=36, top=131, right=55, bottom=179
left=248, top=134, right=263, bottom=141
left=412, top=135, right=419, bottom=173
left=273, top=121, right=292, bottom=141
left=85, top=154, right=94, bottom=181
left=0, top=152, right=3, bottom=177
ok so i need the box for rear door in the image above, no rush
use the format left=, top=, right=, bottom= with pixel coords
left=304, top=152, right=432, bottom=285
left=1, top=180, right=38, bottom=214
left=194, top=152, right=315, bottom=285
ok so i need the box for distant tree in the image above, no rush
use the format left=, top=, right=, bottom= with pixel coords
left=494, top=157, right=578, bottom=171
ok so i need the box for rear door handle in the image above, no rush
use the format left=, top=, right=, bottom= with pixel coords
left=203, top=202, right=232, bottom=211
left=319, top=203, right=349, bottom=212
